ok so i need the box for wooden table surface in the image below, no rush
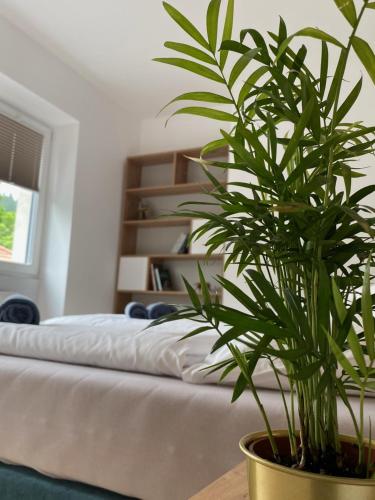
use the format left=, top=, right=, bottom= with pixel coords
left=189, top=461, right=248, bottom=500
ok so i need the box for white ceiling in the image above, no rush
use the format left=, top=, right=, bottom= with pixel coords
left=0, top=0, right=373, bottom=118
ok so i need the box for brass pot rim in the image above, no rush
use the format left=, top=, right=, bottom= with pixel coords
left=239, top=429, right=375, bottom=486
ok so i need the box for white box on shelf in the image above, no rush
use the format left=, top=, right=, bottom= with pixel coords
left=190, top=219, right=223, bottom=255
left=117, top=256, right=149, bottom=291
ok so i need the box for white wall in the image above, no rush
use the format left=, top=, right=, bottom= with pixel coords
left=0, top=16, right=140, bottom=317
left=139, top=115, right=222, bottom=154
left=38, top=124, right=79, bottom=318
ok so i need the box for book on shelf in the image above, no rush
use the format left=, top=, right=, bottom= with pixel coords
left=171, top=232, right=189, bottom=254
left=155, top=266, right=162, bottom=291
left=150, top=263, right=158, bottom=291
left=158, top=267, right=173, bottom=290
left=151, top=264, right=173, bottom=291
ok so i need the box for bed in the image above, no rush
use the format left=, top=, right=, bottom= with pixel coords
left=0, top=314, right=372, bottom=500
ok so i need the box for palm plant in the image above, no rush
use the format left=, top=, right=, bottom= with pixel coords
left=154, top=0, right=375, bottom=477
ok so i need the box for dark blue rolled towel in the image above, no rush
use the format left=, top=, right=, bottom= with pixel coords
left=0, top=294, right=40, bottom=325
left=124, top=302, right=148, bottom=319
left=147, top=302, right=177, bottom=320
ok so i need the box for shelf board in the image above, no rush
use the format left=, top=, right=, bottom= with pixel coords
left=124, top=217, right=192, bottom=228
left=117, top=289, right=222, bottom=297
left=126, top=182, right=225, bottom=198
left=127, top=146, right=228, bottom=166
left=150, top=253, right=223, bottom=260
left=122, top=253, right=223, bottom=261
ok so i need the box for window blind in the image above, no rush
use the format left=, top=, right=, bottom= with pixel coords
left=0, top=112, right=44, bottom=192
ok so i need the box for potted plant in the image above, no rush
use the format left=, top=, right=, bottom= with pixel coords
left=154, top=0, right=375, bottom=498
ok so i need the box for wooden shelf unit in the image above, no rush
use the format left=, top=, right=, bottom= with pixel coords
left=114, top=146, right=228, bottom=313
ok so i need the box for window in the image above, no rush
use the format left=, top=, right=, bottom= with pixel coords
left=0, top=181, right=37, bottom=264
left=0, top=104, right=50, bottom=274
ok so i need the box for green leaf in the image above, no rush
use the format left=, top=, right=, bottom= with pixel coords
left=220, top=130, right=274, bottom=182
left=231, top=372, right=248, bottom=402
left=362, top=255, right=375, bottom=360
left=198, top=263, right=211, bottom=307
left=163, top=2, right=210, bottom=50
left=280, top=98, right=315, bottom=171
left=211, top=317, right=293, bottom=352
left=284, top=289, right=311, bottom=345
left=347, top=329, right=367, bottom=378
left=239, top=126, right=275, bottom=168
left=320, top=42, right=329, bottom=98
left=352, top=36, right=375, bottom=85
left=269, top=67, right=299, bottom=116
left=207, top=0, right=221, bottom=52
left=216, top=275, right=262, bottom=315
left=339, top=206, right=374, bottom=237
left=170, top=106, right=237, bottom=122
left=238, top=67, right=269, bottom=108
left=182, top=277, right=202, bottom=310
left=180, top=325, right=214, bottom=341
left=265, top=347, right=309, bottom=361
left=164, top=41, right=216, bottom=65
left=295, top=27, right=344, bottom=48
left=341, top=163, right=352, bottom=202
left=277, top=28, right=344, bottom=60
left=349, top=185, right=375, bottom=205
left=332, top=278, right=367, bottom=376
left=240, top=29, right=271, bottom=64
left=334, top=78, right=363, bottom=126
left=327, top=333, right=363, bottom=386
left=201, top=138, right=228, bottom=156
left=325, top=48, right=347, bottom=116
left=228, top=48, right=261, bottom=89
left=293, top=361, right=322, bottom=381
left=332, top=278, right=349, bottom=323
left=368, top=2, right=375, bottom=9
left=334, top=0, right=357, bottom=27
left=220, top=40, right=249, bottom=54
left=247, top=270, right=297, bottom=333
left=219, top=361, right=237, bottom=382
left=162, top=92, right=233, bottom=112
left=317, top=263, right=330, bottom=351
left=219, top=0, right=234, bottom=68
left=336, top=379, right=356, bottom=412
left=153, top=58, right=224, bottom=83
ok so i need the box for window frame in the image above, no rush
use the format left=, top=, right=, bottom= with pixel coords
left=0, top=100, right=51, bottom=277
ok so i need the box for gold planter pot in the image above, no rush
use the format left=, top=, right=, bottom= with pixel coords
left=240, top=430, right=375, bottom=500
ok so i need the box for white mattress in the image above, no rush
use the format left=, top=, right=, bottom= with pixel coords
left=0, top=354, right=373, bottom=500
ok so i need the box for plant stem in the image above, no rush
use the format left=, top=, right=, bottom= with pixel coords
left=270, top=359, right=298, bottom=461
left=248, top=378, right=281, bottom=463
left=359, top=385, right=365, bottom=467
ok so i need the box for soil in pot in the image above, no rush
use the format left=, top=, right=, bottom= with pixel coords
left=249, top=435, right=375, bottom=479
